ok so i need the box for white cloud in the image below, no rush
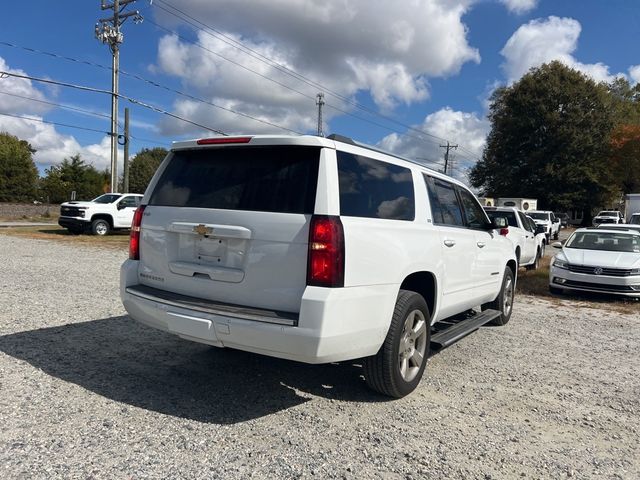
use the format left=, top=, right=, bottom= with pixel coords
left=0, top=56, right=118, bottom=172
left=0, top=114, right=120, bottom=172
left=501, top=16, right=624, bottom=83
left=378, top=107, right=489, bottom=183
left=0, top=58, right=50, bottom=115
left=499, top=0, right=538, bottom=14
left=629, top=65, right=640, bottom=85
left=152, top=0, right=481, bottom=135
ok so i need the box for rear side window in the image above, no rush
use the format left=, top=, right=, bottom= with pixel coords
left=458, top=188, right=490, bottom=229
left=424, top=175, right=464, bottom=227
left=337, top=151, right=415, bottom=221
left=149, top=146, right=319, bottom=214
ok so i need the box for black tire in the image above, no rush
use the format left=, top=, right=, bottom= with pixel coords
left=91, top=218, right=110, bottom=236
left=525, top=252, right=540, bottom=271
left=481, top=267, right=515, bottom=326
left=549, top=285, right=564, bottom=295
left=363, top=290, right=431, bottom=398
left=553, top=230, right=559, bottom=240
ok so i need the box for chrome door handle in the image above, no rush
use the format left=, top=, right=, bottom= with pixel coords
left=443, top=240, right=456, bottom=248
left=477, top=242, right=486, bottom=248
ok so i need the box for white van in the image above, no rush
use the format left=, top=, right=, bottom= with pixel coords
left=120, top=134, right=517, bottom=397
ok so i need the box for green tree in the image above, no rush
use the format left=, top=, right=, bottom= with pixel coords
left=39, top=154, right=108, bottom=203
left=470, top=61, right=616, bottom=223
left=127, top=147, right=168, bottom=194
left=0, top=132, right=39, bottom=202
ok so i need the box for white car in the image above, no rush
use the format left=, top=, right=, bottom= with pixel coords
left=120, top=134, right=516, bottom=398
left=592, top=210, right=624, bottom=226
left=484, top=206, right=545, bottom=270
left=58, top=193, right=143, bottom=235
left=549, top=228, right=640, bottom=297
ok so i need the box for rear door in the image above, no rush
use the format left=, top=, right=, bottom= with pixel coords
left=457, top=187, right=503, bottom=299
left=424, top=175, right=480, bottom=315
left=517, top=211, right=537, bottom=263
left=114, top=195, right=140, bottom=227
left=138, top=145, right=320, bottom=314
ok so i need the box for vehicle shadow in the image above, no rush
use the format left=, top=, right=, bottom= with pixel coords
left=0, top=316, right=401, bottom=424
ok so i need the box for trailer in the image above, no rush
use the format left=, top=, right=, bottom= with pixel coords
left=624, top=194, right=640, bottom=220
left=496, top=198, right=538, bottom=212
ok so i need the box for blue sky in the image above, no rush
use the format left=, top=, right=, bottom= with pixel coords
left=1, top=0, right=639, bottom=181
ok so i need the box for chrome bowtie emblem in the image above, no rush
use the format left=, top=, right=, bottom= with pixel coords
left=193, top=224, right=213, bottom=236
left=593, top=267, right=603, bottom=275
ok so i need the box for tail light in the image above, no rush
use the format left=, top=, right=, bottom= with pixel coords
left=499, top=227, right=509, bottom=236
left=307, top=215, right=344, bottom=287
left=129, top=205, right=146, bottom=260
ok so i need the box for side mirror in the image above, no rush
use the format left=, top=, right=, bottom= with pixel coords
left=552, top=241, right=563, bottom=248
left=490, top=217, right=508, bottom=229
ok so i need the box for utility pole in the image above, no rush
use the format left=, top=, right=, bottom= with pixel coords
left=316, top=92, right=325, bottom=136
left=123, top=107, right=130, bottom=193
left=439, top=141, right=458, bottom=175
left=95, top=0, right=142, bottom=192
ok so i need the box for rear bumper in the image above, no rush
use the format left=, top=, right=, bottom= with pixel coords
left=120, top=260, right=396, bottom=363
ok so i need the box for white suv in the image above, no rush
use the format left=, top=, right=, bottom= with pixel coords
left=120, top=134, right=517, bottom=397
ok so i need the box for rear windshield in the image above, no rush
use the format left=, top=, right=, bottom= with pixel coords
left=486, top=210, right=517, bottom=227
left=149, top=146, right=319, bottom=214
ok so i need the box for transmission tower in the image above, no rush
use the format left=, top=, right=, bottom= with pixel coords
left=95, top=0, right=142, bottom=192
left=316, top=92, right=325, bottom=137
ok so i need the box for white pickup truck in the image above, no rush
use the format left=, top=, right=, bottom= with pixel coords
left=58, top=193, right=143, bottom=235
left=528, top=210, right=560, bottom=241
left=484, top=206, right=546, bottom=270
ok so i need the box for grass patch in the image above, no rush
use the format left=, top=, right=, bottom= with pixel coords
left=517, top=255, right=640, bottom=315
left=0, top=226, right=128, bottom=249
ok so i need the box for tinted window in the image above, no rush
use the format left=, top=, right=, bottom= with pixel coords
left=119, top=196, right=140, bottom=208
left=92, top=194, right=121, bottom=204
left=425, top=175, right=464, bottom=227
left=337, top=152, right=415, bottom=221
left=486, top=210, right=518, bottom=227
left=458, top=188, right=489, bottom=229
left=517, top=211, right=533, bottom=232
left=149, top=146, right=319, bottom=214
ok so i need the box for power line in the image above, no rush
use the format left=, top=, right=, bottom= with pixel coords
left=0, top=39, right=478, bottom=157
left=149, top=0, right=455, bottom=146
left=0, top=39, right=482, bottom=162
left=0, top=107, right=168, bottom=147
left=0, top=111, right=111, bottom=135
left=0, top=90, right=112, bottom=121
left=0, top=41, right=301, bottom=134
left=0, top=70, right=227, bottom=135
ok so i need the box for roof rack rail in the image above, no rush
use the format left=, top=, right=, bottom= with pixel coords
left=326, top=133, right=439, bottom=174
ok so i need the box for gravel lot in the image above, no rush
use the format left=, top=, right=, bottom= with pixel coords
left=1, top=235, right=638, bottom=479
